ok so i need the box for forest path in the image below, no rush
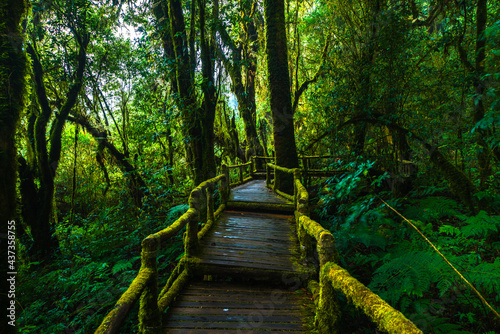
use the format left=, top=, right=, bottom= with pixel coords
left=162, top=180, right=314, bottom=332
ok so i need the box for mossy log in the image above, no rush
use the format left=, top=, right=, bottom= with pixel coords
left=95, top=268, right=154, bottom=334
left=299, top=216, right=339, bottom=265
left=276, top=188, right=294, bottom=201
left=229, top=176, right=253, bottom=188
left=295, top=178, right=309, bottom=216
left=322, top=262, right=423, bottom=334
left=267, top=162, right=296, bottom=174
left=157, top=269, right=189, bottom=312
left=154, top=208, right=196, bottom=241
left=139, top=236, right=161, bottom=333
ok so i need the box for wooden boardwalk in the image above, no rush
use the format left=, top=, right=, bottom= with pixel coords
left=162, top=180, right=314, bottom=333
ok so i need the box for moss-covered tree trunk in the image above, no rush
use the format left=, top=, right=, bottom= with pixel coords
left=0, top=1, right=27, bottom=332
left=264, top=0, right=299, bottom=192
left=472, top=0, right=491, bottom=190
left=19, top=29, right=89, bottom=258
left=164, top=0, right=217, bottom=186
left=352, top=0, right=380, bottom=156
left=457, top=0, right=492, bottom=190
left=216, top=1, right=264, bottom=162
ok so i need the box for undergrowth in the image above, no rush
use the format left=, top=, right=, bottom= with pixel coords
left=314, top=160, right=500, bottom=334
left=17, top=198, right=187, bottom=333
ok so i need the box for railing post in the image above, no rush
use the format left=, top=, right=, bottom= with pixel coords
left=206, top=186, right=214, bottom=225
left=221, top=164, right=229, bottom=203
left=186, top=189, right=201, bottom=256
left=317, top=231, right=340, bottom=268
left=250, top=156, right=255, bottom=178
left=273, top=165, right=278, bottom=191
left=316, top=267, right=340, bottom=333
left=239, top=165, right=244, bottom=183
left=139, top=235, right=161, bottom=333
left=266, top=163, right=270, bottom=187
left=297, top=217, right=314, bottom=263
left=293, top=169, right=301, bottom=209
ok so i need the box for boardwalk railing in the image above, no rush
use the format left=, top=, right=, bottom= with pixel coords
left=95, top=155, right=419, bottom=333
left=95, top=174, right=229, bottom=334
left=266, top=163, right=423, bottom=334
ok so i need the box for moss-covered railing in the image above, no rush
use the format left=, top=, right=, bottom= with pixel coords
left=95, top=174, right=229, bottom=334
left=266, top=164, right=422, bottom=334
left=224, top=161, right=253, bottom=187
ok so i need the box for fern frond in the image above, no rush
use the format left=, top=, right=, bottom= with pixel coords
left=403, top=197, right=461, bottom=223
left=166, top=204, right=189, bottom=223
left=461, top=211, right=500, bottom=238
left=369, top=251, right=444, bottom=305
left=112, top=259, right=134, bottom=275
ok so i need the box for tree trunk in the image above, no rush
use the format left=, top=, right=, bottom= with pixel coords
left=163, top=0, right=217, bottom=186
left=457, top=0, right=492, bottom=190
left=264, top=0, right=299, bottom=192
left=473, top=0, right=491, bottom=190
left=216, top=3, right=264, bottom=162
left=22, top=32, right=88, bottom=257
left=0, top=2, right=28, bottom=331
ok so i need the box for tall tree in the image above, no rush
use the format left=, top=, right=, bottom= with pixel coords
left=217, top=0, right=265, bottom=161
left=155, top=0, right=218, bottom=186
left=0, top=1, right=28, bottom=332
left=457, top=0, right=493, bottom=189
left=19, top=2, right=89, bottom=257
left=264, top=0, right=299, bottom=191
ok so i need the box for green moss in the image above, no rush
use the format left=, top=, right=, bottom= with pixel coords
left=322, top=262, right=423, bottom=334
left=95, top=269, right=154, bottom=334
left=315, top=274, right=340, bottom=334
left=157, top=269, right=189, bottom=312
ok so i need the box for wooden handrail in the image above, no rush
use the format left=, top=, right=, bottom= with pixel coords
left=288, top=166, right=422, bottom=333
left=225, top=161, right=252, bottom=186
left=95, top=173, right=229, bottom=334
left=96, top=155, right=418, bottom=334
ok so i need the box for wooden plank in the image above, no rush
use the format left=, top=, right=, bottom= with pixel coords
left=164, top=321, right=305, bottom=330
left=166, top=314, right=303, bottom=323
left=222, top=210, right=294, bottom=221
left=198, top=253, right=293, bottom=267
left=200, top=242, right=294, bottom=255
left=171, top=300, right=303, bottom=310
left=202, top=236, right=291, bottom=248
left=200, top=248, right=292, bottom=259
left=184, top=281, right=302, bottom=293
left=211, top=232, right=293, bottom=242
left=167, top=307, right=304, bottom=317
left=214, top=225, right=293, bottom=235
left=175, top=295, right=303, bottom=307
left=201, top=246, right=294, bottom=258
left=197, top=258, right=294, bottom=271
left=181, top=289, right=303, bottom=299
left=229, top=180, right=291, bottom=204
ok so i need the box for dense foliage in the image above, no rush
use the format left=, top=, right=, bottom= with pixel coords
left=0, top=0, right=498, bottom=332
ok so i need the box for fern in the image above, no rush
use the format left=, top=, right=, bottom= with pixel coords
left=461, top=211, right=500, bottom=238
left=165, top=204, right=189, bottom=223
left=466, top=258, right=500, bottom=292
left=112, top=257, right=139, bottom=275
left=369, top=251, right=453, bottom=308
left=403, top=197, right=462, bottom=223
